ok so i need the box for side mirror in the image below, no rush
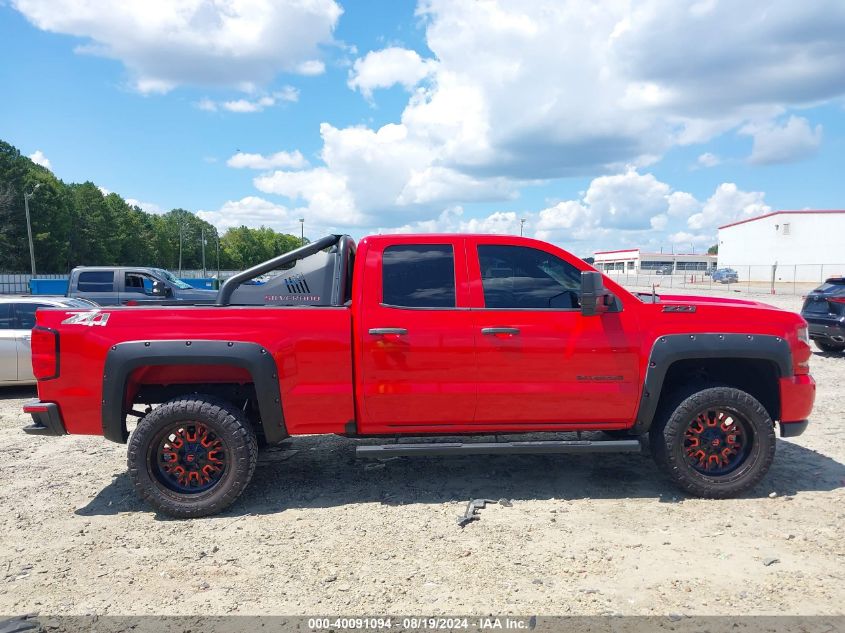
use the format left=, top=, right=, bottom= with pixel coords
left=151, top=280, right=167, bottom=296
left=581, top=271, right=613, bottom=316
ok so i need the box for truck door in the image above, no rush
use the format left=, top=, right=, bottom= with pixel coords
left=358, top=238, right=477, bottom=432
left=120, top=271, right=158, bottom=304
left=74, top=270, right=119, bottom=305
left=0, top=303, right=17, bottom=382
left=469, top=240, right=640, bottom=425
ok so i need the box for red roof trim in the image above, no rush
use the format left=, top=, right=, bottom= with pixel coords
left=718, top=210, right=845, bottom=230
left=594, top=248, right=640, bottom=255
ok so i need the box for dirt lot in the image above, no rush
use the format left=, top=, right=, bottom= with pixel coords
left=1, top=288, right=843, bottom=617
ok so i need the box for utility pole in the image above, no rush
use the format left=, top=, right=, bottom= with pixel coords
left=520, top=218, right=526, bottom=237
left=23, top=183, right=42, bottom=276
left=216, top=234, right=220, bottom=284
left=201, top=227, right=206, bottom=277
left=178, top=224, right=184, bottom=277
left=299, top=218, right=305, bottom=246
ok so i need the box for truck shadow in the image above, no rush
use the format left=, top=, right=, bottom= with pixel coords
left=0, top=386, right=37, bottom=399
left=75, top=434, right=845, bottom=519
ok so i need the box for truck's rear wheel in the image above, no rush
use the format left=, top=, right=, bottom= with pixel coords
left=128, top=396, right=258, bottom=518
left=649, top=387, right=775, bottom=498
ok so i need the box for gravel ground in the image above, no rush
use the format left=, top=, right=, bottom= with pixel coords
left=0, top=288, right=843, bottom=617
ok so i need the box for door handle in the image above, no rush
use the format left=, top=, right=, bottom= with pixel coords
left=368, top=327, right=408, bottom=336
left=481, top=327, right=520, bottom=335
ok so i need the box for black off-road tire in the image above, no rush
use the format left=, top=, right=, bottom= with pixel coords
left=815, top=339, right=845, bottom=353
left=128, top=395, right=258, bottom=518
left=649, top=386, right=775, bottom=498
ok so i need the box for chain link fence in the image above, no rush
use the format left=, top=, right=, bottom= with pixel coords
left=0, top=270, right=242, bottom=295
left=605, top=263, right=845, bottom=297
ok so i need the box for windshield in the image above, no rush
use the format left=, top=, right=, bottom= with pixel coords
left=151, top=268, right=192, bottom=290
left=61, top=298, right=98, bottom=308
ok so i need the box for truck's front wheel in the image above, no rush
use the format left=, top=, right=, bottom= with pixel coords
left=128, top=396, right=258, bottom=518
left=650, top=387, right=775, bottom=498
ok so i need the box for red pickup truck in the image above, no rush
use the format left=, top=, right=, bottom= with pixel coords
left=23, top=234, right=815, bottom=517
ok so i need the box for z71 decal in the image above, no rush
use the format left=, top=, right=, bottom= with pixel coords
left=61, top=310, right=110, bottom=327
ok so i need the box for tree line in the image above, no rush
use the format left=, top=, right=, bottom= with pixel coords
left=0, top=140, right=304, bottom=274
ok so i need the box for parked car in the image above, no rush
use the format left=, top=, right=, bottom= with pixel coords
left=24, top=234, right=815, bottom=517
left=0, top=296, right=97, bottom=386
left=800, top=276, right=845, bottom=353
left=67, top=266, right=218, bottom=305
left=712, top=268, right=739, bottom=283
left=654, top=265, right=673, bottom=275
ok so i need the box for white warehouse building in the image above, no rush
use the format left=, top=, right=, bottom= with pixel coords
left=718, top=210, right=845, bottom=282
left=593, top=249, right=716, bottom=275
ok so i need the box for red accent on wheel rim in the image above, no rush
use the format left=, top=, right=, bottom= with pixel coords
left=156, top=423, right=227, bottom=493
left=683, top=409, right=747, bottom=475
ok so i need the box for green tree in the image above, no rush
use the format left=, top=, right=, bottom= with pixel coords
left=0, top=138, right=301, bottom=274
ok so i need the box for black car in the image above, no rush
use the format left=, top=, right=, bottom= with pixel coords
left=801, top=276, right=845, bottom=353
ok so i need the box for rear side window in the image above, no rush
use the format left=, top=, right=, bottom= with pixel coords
left=382, top=244, right=455, bottom=308
left=0, top=303, right=13, bottom=329
left=478, top=244, right=582, bottom=309
left=14, top=303, right=50, bottom=329
left=77, top=271, right=114, bottom=292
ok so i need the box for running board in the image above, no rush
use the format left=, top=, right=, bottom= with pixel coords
left=356, top=439, right=643, bottom=459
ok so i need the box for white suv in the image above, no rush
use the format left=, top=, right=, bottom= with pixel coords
left=0, top=296, right=96, bottom=386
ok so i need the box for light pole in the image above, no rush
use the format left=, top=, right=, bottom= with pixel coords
left=520, top=217, right=526, bottom=237
left=299, top=218, right=305, bottom=245
left=178, top=222, right=190, bottom=277
left=23, top=183, right=42, bottom=276
left=201, top=227, right=206, bottom=277
left=216, top=234, right=220, bottom=284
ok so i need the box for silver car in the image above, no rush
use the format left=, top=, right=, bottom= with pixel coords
left=0, top=296, right=97, bottom=386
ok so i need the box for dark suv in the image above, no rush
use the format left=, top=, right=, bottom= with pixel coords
left=801, top=276, right=845, bottom=353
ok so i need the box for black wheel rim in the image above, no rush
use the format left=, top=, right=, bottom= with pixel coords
left=151, top=422, right=228, bottom=494
left=683, top=408, right=752, bottom=476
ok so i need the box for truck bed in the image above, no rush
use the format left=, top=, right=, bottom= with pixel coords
left=35, top=305, right=355, bottom=436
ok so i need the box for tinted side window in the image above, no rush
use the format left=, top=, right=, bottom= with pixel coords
left=14, top=303, right=50, bottom=329
left=77, top=271, right=114, bottom=292
left=382, top=244, right=455, bottom=308
left=0, top=303, right=13, bottom=330
left=478, top=245, right=582, bottom=309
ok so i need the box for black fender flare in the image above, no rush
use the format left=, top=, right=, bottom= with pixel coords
left=632, top=333, right=792, bottom=434
left=101, top=340, right=286, bottom=444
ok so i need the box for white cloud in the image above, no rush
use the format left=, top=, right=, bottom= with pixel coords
left=668, top=231, right=713, bottom=246
left=239, top=1, right=844, bottom=239
left=348, top=47, right=437, bottom=99
left=382, top=206, right=522, bottom=237
left=12, top=0, right=341, bottom=93
left=198, top=87, right=299, bottom=113
left=696, top=152, right=720, bottom=168
left=667, top=191, right=702, bottom=218
left=125, top=198, right=164, bottom=214
left=582, top=170, right=671, bottom=230
left=227, top=150, right=308, bottom=170
left=743, top=116, right=823, bottom=165
left=687, top=183, right=771, bottom=230
left=28, top=150, right=51, bottom=169
left=254, top=165, right=364, bottom=226
left=197, top=196, right=293, bottom=233
left=295, top=60, right=326, bottom=76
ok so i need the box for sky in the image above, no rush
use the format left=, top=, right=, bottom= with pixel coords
left=1, top=0, right=844, bottom=257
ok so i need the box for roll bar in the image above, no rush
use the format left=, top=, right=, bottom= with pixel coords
left=216, top=234, right=343, bottom=306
